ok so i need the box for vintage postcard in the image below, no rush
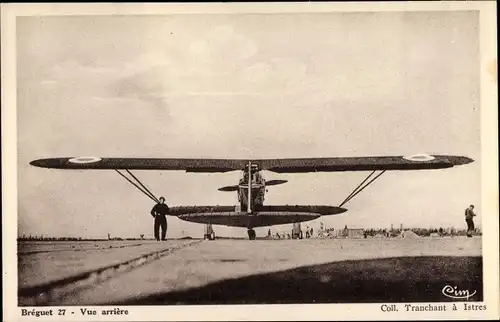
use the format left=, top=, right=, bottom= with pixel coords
left=2, top=2, right=498, bottom=321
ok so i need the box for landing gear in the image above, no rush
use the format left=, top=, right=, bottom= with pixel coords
left=292, top=223, right=303, bottom=239
left=204, top=232, right=216, bottom=240
left=204, top=224, right=216, bottom=240
left=247, top=229, right=256, bottom=240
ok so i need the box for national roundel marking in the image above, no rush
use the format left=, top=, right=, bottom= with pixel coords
left=402, top=154, right=436, bottom=162
left=68, top=156, right=102, bottom=164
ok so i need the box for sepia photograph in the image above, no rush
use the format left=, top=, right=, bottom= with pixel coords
left=2, top=2, right=498, bottom=321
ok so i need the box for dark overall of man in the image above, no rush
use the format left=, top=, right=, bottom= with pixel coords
left=465, top=204, right=476, bottom=237
left=151, top=197, right=169, bottom=241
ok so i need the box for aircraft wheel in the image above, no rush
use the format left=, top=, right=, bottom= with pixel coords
left=247, top=229, right=256, bottom=240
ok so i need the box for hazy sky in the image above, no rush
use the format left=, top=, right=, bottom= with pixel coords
left=17, top=11, right=481, bottom=239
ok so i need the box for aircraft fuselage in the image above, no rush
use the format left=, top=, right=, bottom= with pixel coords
left=237, top=163, right=265, bottom=211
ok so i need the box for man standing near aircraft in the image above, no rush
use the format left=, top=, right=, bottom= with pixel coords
left=465, top=204, right=477, bottom=237
left=151, top=197, right=169, bottom=241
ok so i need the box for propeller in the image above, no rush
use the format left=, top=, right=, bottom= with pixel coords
left=265, top=179, right=288, bottom=186
left=218, top=185, right=239, bottom=192
left=217, top=180, right=288, bottom=192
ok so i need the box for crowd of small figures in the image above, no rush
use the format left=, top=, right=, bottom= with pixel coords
left=266, top=226, right=481, bottom=240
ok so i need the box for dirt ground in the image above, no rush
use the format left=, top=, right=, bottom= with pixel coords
left=18, top=237, right=482, bottom=305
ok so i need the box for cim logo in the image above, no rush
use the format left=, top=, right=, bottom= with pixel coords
left=442, top=285, right=477, bottom=300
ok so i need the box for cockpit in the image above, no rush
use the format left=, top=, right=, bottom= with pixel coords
left=240, top=164, right=263, bottom=185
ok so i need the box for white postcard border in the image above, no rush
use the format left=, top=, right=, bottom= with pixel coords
left=2, top=2, right=498, bottom=321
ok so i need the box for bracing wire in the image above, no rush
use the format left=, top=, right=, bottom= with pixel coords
left=114, top=169, right=159, bottom=203
left=125, top=169, right=160, bottom=203
left=339, top=170, right=376, bottom=207
left=339, top=170, right=386, bottom=208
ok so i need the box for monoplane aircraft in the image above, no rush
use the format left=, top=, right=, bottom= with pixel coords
left=30, top=154, right=473, bottom=239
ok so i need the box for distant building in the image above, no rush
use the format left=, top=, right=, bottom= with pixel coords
left=400, top=230, right=420, bottom=239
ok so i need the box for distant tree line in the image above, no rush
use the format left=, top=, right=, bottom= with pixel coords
left=18, top=235, right=86, bottom=241
left=17, top=235, right=159, bottom=241
left=17, top=233, right=159, bottom=241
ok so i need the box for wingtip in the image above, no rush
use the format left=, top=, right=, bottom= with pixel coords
left=29, top=158, right=61, bottom=168
left=29, top=159, right=43, bottom=167
left=449, top=156, right=474, bottom=166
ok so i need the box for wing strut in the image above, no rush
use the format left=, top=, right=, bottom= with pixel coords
left=114, top=169, right=159, bottom=203
left=247, top=161, right=252, bottom=214
left=339, top=170, right=386, bottom=208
